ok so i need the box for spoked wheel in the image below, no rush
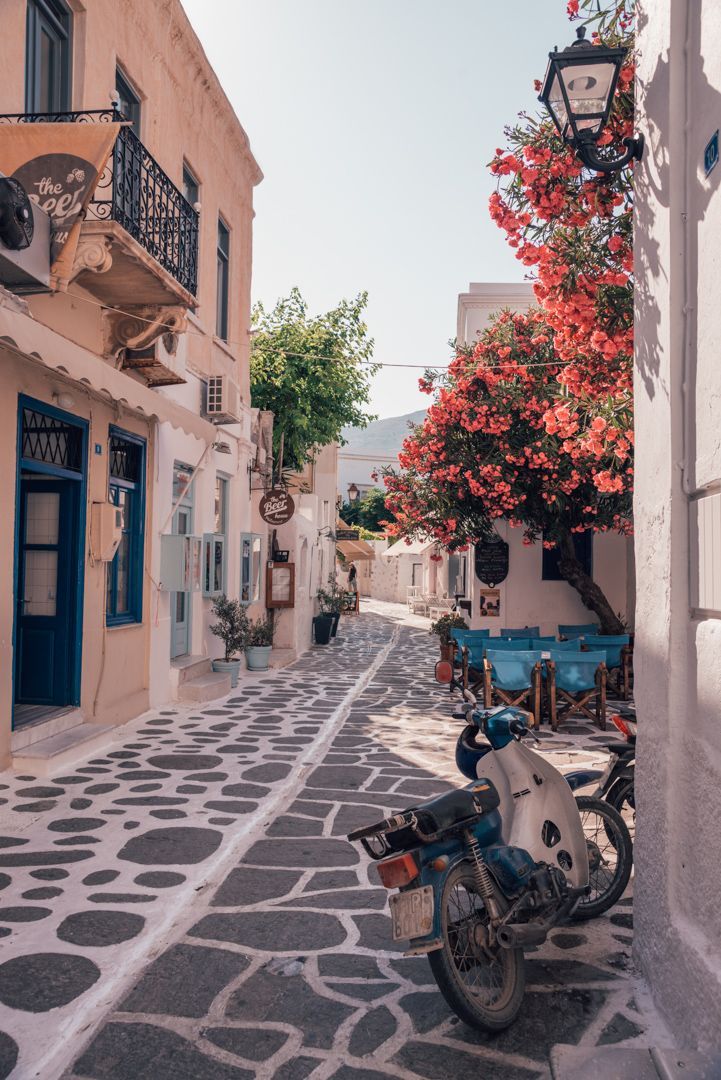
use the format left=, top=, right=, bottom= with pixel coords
left=571, top=795, right=633, bottom=920
left=428, top=862, right=524, bottom=1031
left=606, top=777, right=635, bottom=843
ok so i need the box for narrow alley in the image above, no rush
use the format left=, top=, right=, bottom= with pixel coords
left=0, top=604, right=657, bottom=1080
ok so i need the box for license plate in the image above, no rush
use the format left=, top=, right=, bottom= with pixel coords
left=389, top=886, right=434, bottom=941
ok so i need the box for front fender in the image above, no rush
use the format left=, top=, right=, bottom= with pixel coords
left=564, top=769, right=604, bottom=792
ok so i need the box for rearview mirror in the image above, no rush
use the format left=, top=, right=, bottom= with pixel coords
left=435, top=659, right=453, bottom=684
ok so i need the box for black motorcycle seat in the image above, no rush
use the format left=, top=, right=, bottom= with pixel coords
left=409, top=782, right=500, bottom=834
left=607, top=740, right=634, bottom=754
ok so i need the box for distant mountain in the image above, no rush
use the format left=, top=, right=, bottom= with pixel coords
left=340, top=409, right=427, bottom=455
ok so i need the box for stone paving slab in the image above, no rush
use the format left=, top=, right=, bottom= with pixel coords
left=0, top=603, right=659, bottom=1079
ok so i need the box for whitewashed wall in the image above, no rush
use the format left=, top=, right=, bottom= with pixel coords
left=634, top=0, right=721, bottom=1047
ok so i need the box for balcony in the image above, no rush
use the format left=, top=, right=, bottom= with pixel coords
left=0, top=109, right=199, bottom=383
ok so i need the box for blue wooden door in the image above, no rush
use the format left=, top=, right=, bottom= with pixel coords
left=15, top=477, right=80, bottom=708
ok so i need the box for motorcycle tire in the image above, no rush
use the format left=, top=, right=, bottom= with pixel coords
left=606, top=777, right=635, bottom=843
left=427, top=861, right=525, bottom=1032
left=571, top=795, right=633, bottom=920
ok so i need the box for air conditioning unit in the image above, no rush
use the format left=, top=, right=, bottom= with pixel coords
left=90, top=501, right=123, bottom=562
left=204, top=375, right=241, bottom=424
left=0, top=176, right=51, bottom=294
left=122, top=334, right=186, bottom=387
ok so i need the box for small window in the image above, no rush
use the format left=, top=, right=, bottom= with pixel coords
left=214, top=475, right=228, bottom=535
left=115, top=67, right=141, bottom=135
left=240, top=533, right=262, bottom=604
left=26, top=0, right=71, bottom=113
left=106, top=429, right=146, bottom=625
left=542, top=532, right=593, bottom=581
left=216, top=217, right=230, bottom=340
left=447, top=553, right=467, bottom=597
left=182, top=163, right=199, bottom=206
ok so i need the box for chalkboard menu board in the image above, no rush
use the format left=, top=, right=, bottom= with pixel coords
left=475, top=540, right=509, bottom=587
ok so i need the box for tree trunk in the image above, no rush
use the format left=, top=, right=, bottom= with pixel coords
left=556, top=529, right=625, bottom=635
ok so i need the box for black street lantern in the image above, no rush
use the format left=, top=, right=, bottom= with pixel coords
left=538, top=26, right=643, bottom=173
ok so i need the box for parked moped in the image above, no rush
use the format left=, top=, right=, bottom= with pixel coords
left=347, top=694, right=632, bottom=1032
left=561, top=707, right=636, bottom=841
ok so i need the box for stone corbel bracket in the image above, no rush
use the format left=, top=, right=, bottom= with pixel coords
left=103, top=305, right=188, bottom=359
left=71, top=236, right=114, bottom=280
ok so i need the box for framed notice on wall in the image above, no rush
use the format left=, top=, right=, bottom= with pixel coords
left=266, top=562, right=295, bottom=608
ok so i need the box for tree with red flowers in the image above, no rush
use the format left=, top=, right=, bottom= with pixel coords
left=383, top=311, right=629, bottom=632
left=383, top=0, right=634, bottom=632
left=489, top=0, right=635, bottom=475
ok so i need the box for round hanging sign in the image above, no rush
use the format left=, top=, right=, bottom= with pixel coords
left=259, top=488, right=295, bottom=525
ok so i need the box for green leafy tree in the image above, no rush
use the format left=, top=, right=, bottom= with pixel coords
left=251, top=288, right=378, bottom=471
left=341, top=488, right=392, bottom=533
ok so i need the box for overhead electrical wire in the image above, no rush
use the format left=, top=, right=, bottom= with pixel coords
left=47, top=288, right=570, bottom=373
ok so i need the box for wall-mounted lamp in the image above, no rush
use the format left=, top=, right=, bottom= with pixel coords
left=538, top=26, right=643, bottom=173
left=52, top=391, right=76, bottom=411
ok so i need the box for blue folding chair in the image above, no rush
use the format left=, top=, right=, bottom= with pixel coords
left=501, top=627, right=541, bottom=638
left=583, top=635, right=632, bottom=699
left=551, top=637, right=582, bottom=650
left=482, top=650, right=542, bottom=727
left=547, top=650, right=607, bottom=730
left=451, top=628, right=490, bottom=663
left=558, top=623, right=600, bottom=640
left=485, top=637, right=533, bottom=652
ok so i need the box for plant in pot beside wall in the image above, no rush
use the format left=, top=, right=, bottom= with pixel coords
left=318, top=575, right=344, bottom=638
left=313, top=583, right=337, bottom=646
left=246, top=614, right=274, bottom=671
left=430, top=612, right=468, bottom=663
left=209, top=595, right=249, bottom=688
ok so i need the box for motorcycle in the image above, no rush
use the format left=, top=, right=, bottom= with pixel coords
left=562, top=707, right=636, bottom=841
left=347, top=693, right=632, bottom=1033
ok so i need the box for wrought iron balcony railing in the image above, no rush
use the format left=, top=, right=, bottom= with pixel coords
left=0, top=109, right=199, bottom=296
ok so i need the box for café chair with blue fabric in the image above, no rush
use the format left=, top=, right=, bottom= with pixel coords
left=547, top=650, right=607, bottom=730
left=501, top=627, right=540, bottom=638
left=482, top=650, right=542, bottom=727
left=451, top=628, right=490, bottom=663
left=583, top=634, right=632, bottom=699
left=461, top=641, right=490, bottom=697
left=558, top=623, right=600, bottom=640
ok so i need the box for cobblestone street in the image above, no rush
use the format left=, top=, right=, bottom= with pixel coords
left=0, top=604, right=661, bottom=1079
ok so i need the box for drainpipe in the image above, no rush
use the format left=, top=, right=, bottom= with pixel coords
left=678, top=0, right=694, bottom=500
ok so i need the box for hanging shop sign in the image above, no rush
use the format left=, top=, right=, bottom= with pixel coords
left=475, top=539, right=509, bottom=588
left=336, top=528, right=360, bottom=541
left=0, top=121, right=122, bottom=286
left=259, top=487, right=295, bottom=526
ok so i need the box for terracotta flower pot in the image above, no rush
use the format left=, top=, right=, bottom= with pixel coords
left=440, top=642, right=455, bottom=663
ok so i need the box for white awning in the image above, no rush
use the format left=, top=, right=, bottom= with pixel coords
left=384, top=538, right=435, bottom=558
left=0, top=300, right=217, bottom=442
left=337, top=539, right=376, bottom=561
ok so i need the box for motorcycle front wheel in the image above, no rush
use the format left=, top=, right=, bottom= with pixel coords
left=606, top=776, right=635, bottom=843
left=571, top=795, right=633, bottom=920
left=428, top=862, right=525, bottom=1032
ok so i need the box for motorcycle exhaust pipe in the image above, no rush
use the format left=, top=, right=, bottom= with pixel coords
left=496, top=923, right=549, bottom=949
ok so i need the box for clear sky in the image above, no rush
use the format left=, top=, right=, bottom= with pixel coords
left=181, top=0, right=573, bottom=419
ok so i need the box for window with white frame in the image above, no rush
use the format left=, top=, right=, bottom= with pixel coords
left=240, top=533, right=262, bottom=604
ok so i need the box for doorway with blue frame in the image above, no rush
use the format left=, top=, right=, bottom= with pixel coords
left=13, top=397, right=87, bottom=728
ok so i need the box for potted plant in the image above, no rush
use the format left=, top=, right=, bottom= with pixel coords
left=314, top=582, right=337, bottom=645
left=430, top=612, right=468, bottom=662
left=245, top=614, right=274, bottom=670
left=209, top=595, right=249, bottom=687
left=318, top=574, right=344, bottom=638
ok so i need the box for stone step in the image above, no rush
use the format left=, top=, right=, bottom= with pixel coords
left=12, top=722, right=116, bottom=777
left=171, top=654, right=212, bottom=685
left=177, top=671, right=231, bottom=703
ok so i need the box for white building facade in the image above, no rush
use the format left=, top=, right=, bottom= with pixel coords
left=634, top=0, right=721, bottom=1046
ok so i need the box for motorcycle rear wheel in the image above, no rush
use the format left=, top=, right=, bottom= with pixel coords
left=571, top=795, right=633, bottom=920
left=428, top=862, right=525, bottom=1032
